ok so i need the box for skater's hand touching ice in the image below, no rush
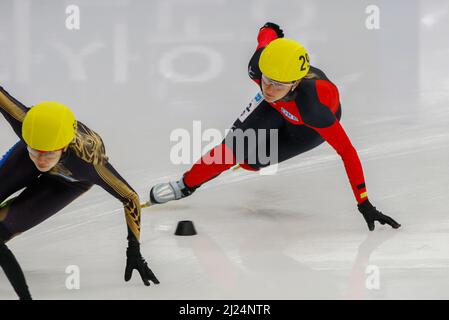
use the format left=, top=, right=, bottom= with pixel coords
left=124, top=242, right=160, bottom=286
left=357, top=200, right=401, bottom=231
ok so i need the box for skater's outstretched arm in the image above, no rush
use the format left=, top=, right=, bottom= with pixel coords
left=92, top=161, right=142, bottom=243
left=308, top=118, right=367, bottom=205
left=298, top=81, right=401, bottom=231
left=0, top=86, right=29, bottom=138
left=64, top=121, right=159, bottom=286
left=90, top=160, right=159, bottom=286
left=65, top=121, right=141, bottom=242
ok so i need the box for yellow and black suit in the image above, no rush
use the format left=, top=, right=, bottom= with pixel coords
left=0, top=86, right=141, bottom=244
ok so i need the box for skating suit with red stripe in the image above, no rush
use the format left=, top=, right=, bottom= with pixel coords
left=183, top=26, right=368, bottom=204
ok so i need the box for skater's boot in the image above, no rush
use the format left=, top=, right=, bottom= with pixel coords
left=149, top=178, right=196, bottom=204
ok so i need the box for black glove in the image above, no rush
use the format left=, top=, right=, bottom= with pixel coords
left=124, top=242, right=160, bottom=286
left=358, top=200, right=401, bottom=231
left=261, top=22, right=284, bottom=38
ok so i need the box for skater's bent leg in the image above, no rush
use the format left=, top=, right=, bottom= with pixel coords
left=149, top=97, right=283, bottom=204
left=183, top=143, right=237, bottom=188
left=0, top=175, right=91, bottom=240
left=0, top=241, right=32, bottom=300
left=150, top=143, right=236, bottom=204
left=0, top=141, right=40, bottom=202
left=184, top=99, right=284, bottom=188
left=0, top=176, right=90, bottom=299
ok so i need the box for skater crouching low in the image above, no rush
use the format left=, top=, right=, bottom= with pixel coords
left=0, top=88, right=159, bottom=299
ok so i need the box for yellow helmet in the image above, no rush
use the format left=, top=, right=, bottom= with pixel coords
left=22, top=101, right=77, bottom=151
left=259, top=38, right=310, bottom=82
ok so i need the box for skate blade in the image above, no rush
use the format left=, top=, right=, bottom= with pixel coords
left=231, top=164, right=241, bottom=171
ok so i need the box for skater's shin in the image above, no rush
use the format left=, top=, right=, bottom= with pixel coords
left=183, top=143, right=236, bottom=188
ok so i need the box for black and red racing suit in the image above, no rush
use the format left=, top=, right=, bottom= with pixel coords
left=182, top=25, right=368, bottom=205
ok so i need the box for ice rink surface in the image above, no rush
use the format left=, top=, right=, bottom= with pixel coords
left=1, top=0, right=449, bottom=299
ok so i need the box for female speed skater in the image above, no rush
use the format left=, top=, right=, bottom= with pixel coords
left=148, top=22, right=401, bottom=232
left=0, top=88, right=159, bottom=300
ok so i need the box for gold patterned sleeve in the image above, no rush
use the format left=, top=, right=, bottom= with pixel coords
left=93, top=161, right=142, bottom=242
left=0, top=86, right=29, bottom=138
